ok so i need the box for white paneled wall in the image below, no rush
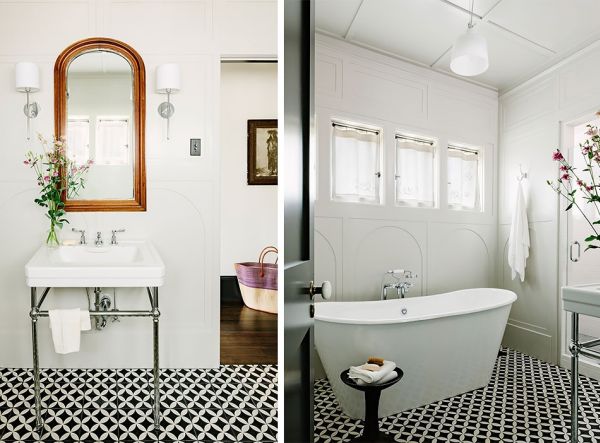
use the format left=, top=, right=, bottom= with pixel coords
left=314, top=35, right=499, bottom=303
left=0, top=0, right=276, bottom=369
left=498, top=40, right=600, bottom=365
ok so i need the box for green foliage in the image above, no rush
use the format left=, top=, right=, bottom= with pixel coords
left=24, top=134, right=92, bottom=244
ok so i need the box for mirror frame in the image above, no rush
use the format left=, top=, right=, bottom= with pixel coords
left=54, top=37, right=146, bottom=212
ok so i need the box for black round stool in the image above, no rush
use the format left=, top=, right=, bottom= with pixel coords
left=340, top=367, right=403, bottom=443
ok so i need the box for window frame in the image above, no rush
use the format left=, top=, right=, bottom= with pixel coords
left=394, top=133, right=437, bottom=208
left=330, top=120, right=383, bottom=204
left=94, top=115, right=131, bottom=166
left=446, top=143, right=483, bottom=212
left=66, top=115, right=91, bottom=165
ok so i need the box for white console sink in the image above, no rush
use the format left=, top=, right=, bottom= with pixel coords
left=562, top=284, right=600, bottom=318
left=25, top=240, right=165, bottom=287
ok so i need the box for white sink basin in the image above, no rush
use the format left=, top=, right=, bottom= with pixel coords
left=25, top=241, right=165, bottom=287
left=562, top=284, right=600, bottom=318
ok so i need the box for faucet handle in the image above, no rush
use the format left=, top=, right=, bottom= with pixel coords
left=111, top=229, right=125, bottom=245
left=72, top=228, right=86, bottom=245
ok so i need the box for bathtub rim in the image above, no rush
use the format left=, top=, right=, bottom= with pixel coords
left=314, top=288, right=517, bottom=325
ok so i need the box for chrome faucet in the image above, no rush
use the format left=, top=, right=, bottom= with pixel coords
left=111, top=229, right=126, bottom=245
left=72, top=228, right=86, bottom=245
left=381, top=269, right=417, bottom=300
left=95, top=231, right=104, bottom=247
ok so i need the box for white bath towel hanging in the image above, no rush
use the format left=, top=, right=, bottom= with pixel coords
left=508, top=180, right=530, bottom=282
left=48, top=309, right=91, bottom=354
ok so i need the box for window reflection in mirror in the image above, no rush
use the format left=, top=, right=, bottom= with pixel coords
left=66, top=50, right=134, bottom=200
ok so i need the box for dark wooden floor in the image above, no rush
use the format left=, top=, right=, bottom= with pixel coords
left=220, top=300, right=278, bottom=365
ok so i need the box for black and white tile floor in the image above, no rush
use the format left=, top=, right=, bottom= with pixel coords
left=314, top=349, right=600, bottom=443
left=0, top=364, right=277, bottom=442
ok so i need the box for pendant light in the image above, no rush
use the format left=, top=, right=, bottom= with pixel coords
left=450, top=0, right=489, bottom=77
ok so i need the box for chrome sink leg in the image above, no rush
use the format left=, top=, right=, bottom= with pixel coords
left=570, top=312, right=579, bottom=443
left=151, top=287, right=161, bottom=429
left=30, top=287, right=43, bottom=430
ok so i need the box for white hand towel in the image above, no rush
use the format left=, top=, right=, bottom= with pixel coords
left=356, top=369, right=398, bottom=386
left=49, top=309, right=90, bottom=354
left=508, top=180, right=530, bottom=282
left=349, top=360, right=396, bottom=384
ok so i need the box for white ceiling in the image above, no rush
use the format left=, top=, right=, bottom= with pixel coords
left=315, top=0, right=600, bottom=93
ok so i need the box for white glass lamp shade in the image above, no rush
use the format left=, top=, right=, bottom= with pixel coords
left=450, top=28, right=489, bottom=77
left=15, top=62, right=40, bottom=92
left=156, top=63, right=180, bottom=93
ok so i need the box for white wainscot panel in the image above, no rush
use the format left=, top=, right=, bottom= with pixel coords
left=428, top=224, right=494, bottom=295
left=559, top=47, right=600, bottom=110
left=106, top=0, right=211, bottom=55
left=498, top=125, right=558, bottom=225
left=344, top=219, right=426, bottom=302
left=316, top=53, right=342, bottom=100
left=0, top=1, right=90, bottom=56
left=429, top=88, right=495, bottom=138
left=501, top=78, right=557, bottom=133
left=499, top=222, right=557, bottom=363
left=314, top=217, right=343, bottom=302
left=215, top=0, right=277, bottom=56
left=343, top=62, right=427, bottom=124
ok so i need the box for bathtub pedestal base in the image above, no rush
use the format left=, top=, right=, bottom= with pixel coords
left=341, top=368, right=404, bottom=443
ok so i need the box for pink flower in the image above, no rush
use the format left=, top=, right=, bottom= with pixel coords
left=583, top=146, right=591, bottom=154
left=560, top=165, right=569, bottom=171
left=577, top=180, right=584, bottom=187
left=587, top=185, right=594, bottom=191
left=43, top=175, right=50, bottom=182
left=561, top=173, right=570, bottom=181
left=52, top=171, right=59, bottom=177
left=586, top=126, right=598, bottom=137
left=23, top=159, right=30, bottom=165
left=553, top=150, right=564, bottom=161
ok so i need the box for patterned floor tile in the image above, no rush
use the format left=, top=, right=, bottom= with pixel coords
left=78, top=408, right=119, bottom=442
left=0, top=364, right=276, bottom=443
left=314, top=349, right=599, bottom=443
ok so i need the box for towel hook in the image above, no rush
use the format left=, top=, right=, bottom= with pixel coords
left=517, top=164, right=528, bottom=182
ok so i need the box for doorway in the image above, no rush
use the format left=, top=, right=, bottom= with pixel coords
left=561, top=116, right=600, bottom=374
left=219, top=61, right=278, bottom=365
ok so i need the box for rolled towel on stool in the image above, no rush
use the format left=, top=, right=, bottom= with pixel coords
left=349, top=360, right=396, bottom=384
left=356, top=369, right=398, bottom=386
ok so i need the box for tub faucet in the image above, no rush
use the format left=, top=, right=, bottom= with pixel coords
left=381, top=269, right=417, bottom=300
left=95, top=232, right=104, bottom=247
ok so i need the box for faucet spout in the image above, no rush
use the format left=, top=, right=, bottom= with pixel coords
left=95, top=232, right=103, bottom=247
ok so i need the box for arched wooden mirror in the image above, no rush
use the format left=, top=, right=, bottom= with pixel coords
left=54, top=37, right=146, bottom=211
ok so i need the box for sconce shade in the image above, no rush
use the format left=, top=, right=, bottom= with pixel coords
left=450, top=27, right=489, bottom=77
left=15, top=62, right=40, bottom=92
left=156, top=63, right=180, bottom=93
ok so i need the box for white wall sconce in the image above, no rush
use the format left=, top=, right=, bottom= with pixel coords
left=15, top=62, right=40, bottom=140
left=156, top=63, right=180, bottom=140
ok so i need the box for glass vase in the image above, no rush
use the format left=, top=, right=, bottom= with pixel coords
left=46, top=222, right=60, bottom=248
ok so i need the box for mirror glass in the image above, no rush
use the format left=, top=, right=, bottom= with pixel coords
left=66, top=50, right=134, bottom=200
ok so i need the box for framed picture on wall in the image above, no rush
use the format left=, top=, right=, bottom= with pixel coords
left=248, top=119, right=278, bottom=185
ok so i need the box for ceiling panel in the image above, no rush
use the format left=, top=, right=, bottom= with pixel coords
left=315, top=0, right=364, bottom=37
left=348, top=0, right=470, bottom=65
left=433, top=21, right=551, bottom=91
left=488, top=0, right=600, bottom=53
left=444, top=0, right=501, bottom=17
left=315, top=0, right=600, bottom=92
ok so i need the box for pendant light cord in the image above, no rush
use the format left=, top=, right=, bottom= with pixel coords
left=468, top=0, right=475, bottom=28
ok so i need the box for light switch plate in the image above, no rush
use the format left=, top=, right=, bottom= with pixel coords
left=190, top=139, right=201, bottom=156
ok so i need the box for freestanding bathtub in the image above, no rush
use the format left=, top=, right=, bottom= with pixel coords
left=314, top=288, right=517, bottom=419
